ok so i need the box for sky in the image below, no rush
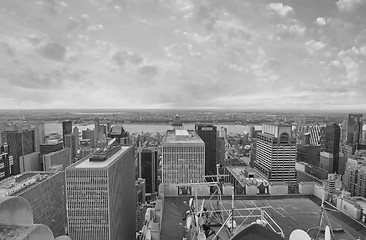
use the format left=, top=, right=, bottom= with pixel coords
left=0, top=0, right=366, bottom=110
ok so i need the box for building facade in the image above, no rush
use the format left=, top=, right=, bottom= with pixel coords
left=141, top=149, right=158, bottom=193
left=42, top=148, right=71, bottom=171
left=65, top=145, right=136, bottom=240
left=254, top=123, right=297, bottom=186
left=162, top=130, right=205, bottom=184
left=346, top=114, right=363, bottom=153
left=195, top=124, right=217, bottom=177
left=0, top=144, right=12, bottom=180
left=5, top=130, right=35, bottom=175
left=62, top=121, right=72, bottom=147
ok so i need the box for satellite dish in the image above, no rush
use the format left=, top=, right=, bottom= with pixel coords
left=186, top=216, right=192, bottom=229
left=197, top=232, right=206, bottom=240
left=189, top=198, right=193, bottom=207
left=325, top=226, right=331, bottom=240
left=289, top=229, right=311, bottom=240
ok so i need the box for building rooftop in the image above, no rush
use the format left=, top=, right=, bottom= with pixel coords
left=226, top=166, right=268, bottom=187
left=110, top=124, right=126, bottom=135
left=162, top=130, right=204, bottom=144
left=71, top=145, right=130, bottom=169
left=160, top=196, right=365, bottom=240
left=0, top=171, right=56, bottom=197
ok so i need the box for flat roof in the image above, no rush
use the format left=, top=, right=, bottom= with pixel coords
left=72, top=146, right=130, bottom=169
left=160, top=196, right=366, bottom=240
left=0, top=171, right=55, bottom=197
left=162, top=130, right=204, bottom=144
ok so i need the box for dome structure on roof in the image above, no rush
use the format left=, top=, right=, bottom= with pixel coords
left=172, top=114, right=183, bottom=129
left=230, top=223, right=283, bottom=240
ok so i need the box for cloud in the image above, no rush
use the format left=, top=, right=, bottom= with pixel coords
left=336, top=0, right=365, bottom=12
left=138, top=65, right=159, bottom=76
left=112, top=50, right=143, bottom=67
left=266, top=3, right=294, bottom=17
left=37, top=42, right=67, bottom=61
left=275, top=22, right=306, bottom=37
left=0, top=41, right=15, bottom=56
left=315, top=17, right=327, bottom=26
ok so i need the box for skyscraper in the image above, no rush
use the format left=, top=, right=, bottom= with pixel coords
left=64, top=133, right=78, bottom=159
left=346, top=114, right=363, bottom=152
left=94, top=117, right=100, bottom=143
left=62, top=121, right=72, bottom=147
left=195, top=124, right=217, bottom=178
left=0, top=144, right=12, bottom=180
left=34, top=122, right=45, bottom=152
left=324, top=124, right=341, bottom=173
left=140, top=148, right=158, bottom=193
left=5, top=130, right=35, bottom=175
left=254, top=123, right=297, bottom=186
left=66, top=145, right=136, bottom=240
left=162, top=129, right=205, bottom=184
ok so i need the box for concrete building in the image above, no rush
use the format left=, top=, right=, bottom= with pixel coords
left=161, top=129, right=205, bottom=184
left=34, top=122, right=45, bottom=153
left=195, top=124, right=217, bottom=178
left=141, top=148, right=159, bottom=193
left=296, top=144, right=320, bottom=166
left=19, top=152, right=40, bottom=172
left=109, top=125, right=129, bottom=144
left=5, top=129, right=35, bottom=175
left=0, top=144, right=12, bottom=180
left=0, top=196, right=71, bottom=240
left=254, top=123, right=297, bottom=188
left=0, top=171, right=67, bottom=237
left=309, top=124, right=326, bottom=149
left=65, top=145, right=136, bottom=240
left=64, top=133, right=78, bottom=159
left=62, top=121, right=72, bottom=147
left=40, top=142, right=64, bottom=155
left=343, top=160, right=366, bottom=197
left=346, top=114, right=363, bottom=153
left=42, top=148, right=71, bottom=171
left=82, top=128, right=96, bottom=147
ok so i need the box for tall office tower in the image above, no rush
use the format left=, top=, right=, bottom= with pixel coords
left=195, top=124, right=217, bottom=178
left=34, top=122, right=45, bottom=152
left=324, top=124, right=341, bottom=173
left=161, top=130, right=205, bottom=184
left=5, top=130, right=35, bottom=175
left=309, top=124, right=326, bottom=150
left=109, top=125, right=129, bottom=144
left=64, top=134, right=78, bottom=159
left=216, top=137, right=226, bottom=166
left=248, top=126, right=255, bottom=139
left=62, top=121, right=72, bottom=147
left=73, top=127, right=80, bottom=149
left=141, top=148, right=158, bottom=193
left=296, top=144, right=320, bottom=166
left=346, top=114, right=363, bottom=153
left=82, top=128, right=96, bottom=147
left=3, top=171, right=68, bottom=237
left=94, top=117, right=100, bottom=143
left=344, top=163, right=366, bottom=197
left=295, top=115, right=306, bottom=126
left=66, top=145, right=136, bottom=240
left=254, top=123, right=297, bottom=186
left=0, top=144, right=12, bottom=180
left=218, top=126, right=228, bottom=140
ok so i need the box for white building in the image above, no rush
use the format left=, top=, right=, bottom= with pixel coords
left=162, top=130, right=205, bottom=184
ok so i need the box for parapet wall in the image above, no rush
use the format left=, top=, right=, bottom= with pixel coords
left=0, top=196, right=71, bottom=240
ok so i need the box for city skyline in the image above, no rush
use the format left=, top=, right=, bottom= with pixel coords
left=1, top=0, right=366, bottom=110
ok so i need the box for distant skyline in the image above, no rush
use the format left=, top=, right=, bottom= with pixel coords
left=1, top=0, right=366, bottom=110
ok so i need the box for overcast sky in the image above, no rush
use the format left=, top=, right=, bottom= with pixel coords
left=0, top=0, right=365, bottom=110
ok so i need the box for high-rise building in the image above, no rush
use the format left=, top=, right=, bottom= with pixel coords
left=343, top=160, right=366, bottom=197
left=140, top=148, right=158, bottom=193
left=171, top=114, right=183, bottom=130
left=94, top=117, right=100, bottom=143
left=82, top=128, right=96, bottom=147
left=5, top=130, right=35, bottom=175
left=42, top=148, right=71, bottom=171
left=161, top=130, right=205, bottom=184
left=296, top=144, right=320, bottom=166
left=195, top=124, right=217, bottom=178
left=64, top=133, right=78, bottom=159
left=1, top=171, right=67, bottom=237
left=65, top=145, right=136, bottom=240
left=0, top=144, right=12, bottom=180
left=40, top=142, right=63, bottom=155
left=346, top=114, right=363, bottom=153
left=254, top=123, right=297, bottom=186
left=34, top=122, right=45, bottom=152
left=109, top=125, right=129, bottom=144
left=324, top=123, right=341, bottom=173
left=62, top=121, right=72, bottom=147
left=309, top=124, right=326, bottom=150
left=216, top=137, right=226, bottom=166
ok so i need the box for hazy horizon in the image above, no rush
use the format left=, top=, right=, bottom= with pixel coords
left=1, top=0, right=366, bottom=110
